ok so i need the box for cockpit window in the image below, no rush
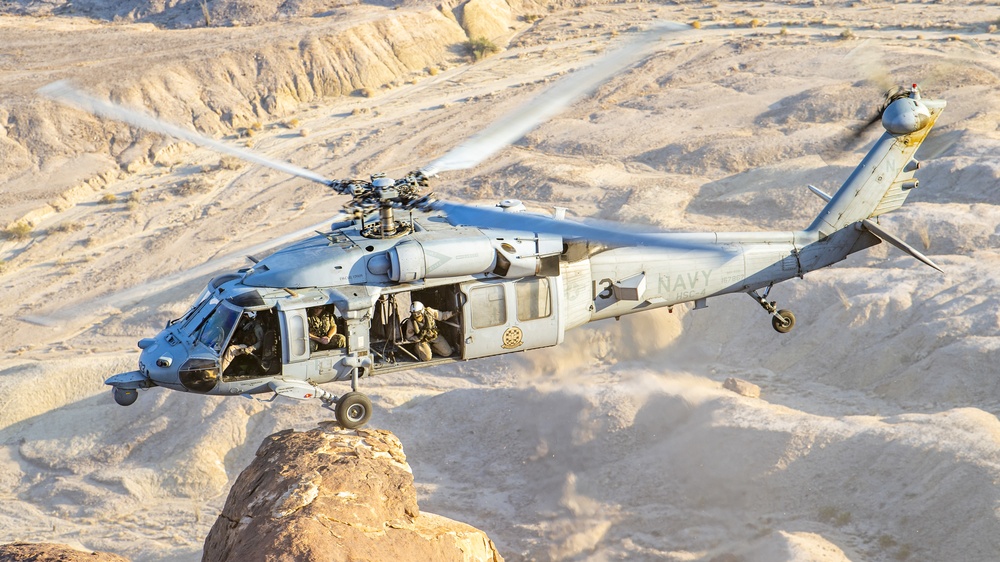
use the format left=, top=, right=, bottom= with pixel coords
left=196, top=303, right=241, bottom=353
left=181, top=296, right=220, bottom=333
left=168, top=288, right=214, bottom=327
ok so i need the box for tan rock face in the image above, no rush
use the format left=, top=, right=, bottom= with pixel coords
left=202, top=426, right=503, bottom=562
left=0, top=542, right=130, bottom=561
left=724, top=377, right=761, bottom=399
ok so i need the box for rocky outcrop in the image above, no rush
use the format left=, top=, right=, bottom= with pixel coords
left=724, top=377, right=761, bottom=398
left=203, top=426, right=503, bottom=562
left=0, top=542, right=130, bottom=561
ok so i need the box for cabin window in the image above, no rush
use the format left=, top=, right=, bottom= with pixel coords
left=516, top=278, right=552, bottom=321
left=471, top=285, right=506, bottom=329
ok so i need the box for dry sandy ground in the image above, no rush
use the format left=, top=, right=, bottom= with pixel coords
left=2, top=1, right=1000, bottom=561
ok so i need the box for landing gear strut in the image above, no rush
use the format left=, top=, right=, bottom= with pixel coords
left=749, top=285, right=796, bottom=334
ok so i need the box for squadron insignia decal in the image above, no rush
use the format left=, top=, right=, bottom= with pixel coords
left=501, top=327, right=524, bottom=349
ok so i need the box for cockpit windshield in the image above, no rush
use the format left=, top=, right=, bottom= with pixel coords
left=168, top=286, right=216, bottom=328
left=179, top=295, right=220, bottom=333
left=196, top=303, right=241, bottom=353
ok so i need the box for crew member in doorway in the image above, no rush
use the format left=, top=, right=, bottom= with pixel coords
left=308, top=306, right=346, bottom=351
left=404, top=301, right=454, bottom=361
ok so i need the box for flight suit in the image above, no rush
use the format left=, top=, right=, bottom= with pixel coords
left=404, top=307, right=455, bottom=361
left=309, top=311, right=346, bottom=351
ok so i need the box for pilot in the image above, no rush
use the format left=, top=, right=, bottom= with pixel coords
left=221, top=338, right=258, bottom=374
left=221, top=315, right=262, bottom=374
left=308, top=306, right=346, bottom=351
left=404, top=301, right=455, bottom=361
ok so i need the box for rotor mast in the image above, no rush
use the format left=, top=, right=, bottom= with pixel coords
left=330, top=172, right=430, bottom=239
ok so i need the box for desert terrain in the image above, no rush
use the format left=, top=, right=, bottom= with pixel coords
left=2, top=0, right=1000, bottom=560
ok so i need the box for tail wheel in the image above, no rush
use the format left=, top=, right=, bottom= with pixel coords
left=772, top=309, right=796, bottom=334
left=335, top=392, right=372, bottom=429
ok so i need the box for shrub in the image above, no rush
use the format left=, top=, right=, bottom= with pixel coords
left=691, top=20, right=702, bottom=29
left=219, top=156, right=242, bottom=170
left=100, top=193, right=118, bottom=204
left=174, top=178, right=211, bottom=197
left=465, top=37, right=500, bottom=61
left=50, top=221, right=83, bottom=234
left=4, top=221, right=33, bottom=240
left=818, top=505, right=852, bottom=527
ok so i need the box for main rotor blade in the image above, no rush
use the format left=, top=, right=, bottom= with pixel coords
left=432, top=200, right=728, bottom=255
left=38, top=80, right=334, bottom=186
left=420, top=21, right=690, bottom=177
left=22, top=213, right=352, bottom=328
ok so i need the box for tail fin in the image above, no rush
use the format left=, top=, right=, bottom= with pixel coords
left=807, top=90, right=946, bottom=236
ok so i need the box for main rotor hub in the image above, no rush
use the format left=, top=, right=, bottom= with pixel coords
left=372, top=176, right=394, bottom=188
left=360, top=206, right=412, bottom=239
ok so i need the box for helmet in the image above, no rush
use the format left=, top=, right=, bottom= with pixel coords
left=410, top=301, right=425, bottom=314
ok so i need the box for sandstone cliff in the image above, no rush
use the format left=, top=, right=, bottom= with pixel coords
left=0, top=542, right=130, bottom=561
left=0, top=0, right=530, bottom=227
left=202, top=426, right=503, bottom=562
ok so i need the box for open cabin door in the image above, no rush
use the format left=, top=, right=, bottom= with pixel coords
left=461, top=277, right=560, bottom=359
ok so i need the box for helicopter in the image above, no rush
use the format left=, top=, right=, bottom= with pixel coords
left=41, top=24, right=946, bottom=430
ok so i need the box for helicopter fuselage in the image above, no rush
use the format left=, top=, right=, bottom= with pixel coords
left=104, top=92, right=945, bottom=430
left=107, top=205, right=842, bottom=402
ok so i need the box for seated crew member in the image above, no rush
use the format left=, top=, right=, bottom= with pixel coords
left=404, top=301, right=455, bottom=361
left=221, top=315, right=262, bottom=374
left=308, top=305, right=346, bottom=352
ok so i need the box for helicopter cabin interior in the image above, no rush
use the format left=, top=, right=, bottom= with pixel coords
left=367, top=276, right=561, bottom=374
left=217, top=275, right=563, bottom=381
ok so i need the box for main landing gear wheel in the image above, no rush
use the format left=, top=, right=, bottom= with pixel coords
left=113, top=387, right=138, bottom=406
left=335, top=392, right=372, bottom=429
left=772, top=309, right=796, bottom=334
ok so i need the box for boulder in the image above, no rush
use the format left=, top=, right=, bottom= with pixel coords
left=0, top=542, right=129, bottom=561
left=724, top=377, right=761, bottom=398
left=203, top=426, right=503, bottom=562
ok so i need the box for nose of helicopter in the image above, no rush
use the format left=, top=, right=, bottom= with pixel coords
left=138, top=336, right=187, bottom=391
